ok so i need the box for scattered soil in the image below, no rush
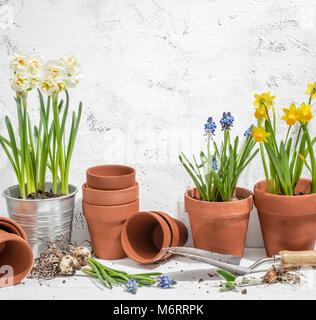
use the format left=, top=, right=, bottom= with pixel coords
left=241, top=289, right=247, bottom=295
left=192, top=194, right=240, bottom=202
left=18, top=189, right=65, bottom=200
left=28, top=237, right=92, bottom=280
left=24, top=189, right=64, bottom=200
left=262, top=266, right=301, bottom=285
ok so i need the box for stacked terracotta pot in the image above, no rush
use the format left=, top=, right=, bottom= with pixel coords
left=83, top=165, right=139, bottom=259
left=83, top=164, right=188, bottom=263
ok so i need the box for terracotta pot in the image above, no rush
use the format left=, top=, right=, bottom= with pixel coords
left=83, top=199, right=139, bottom=259
left=82, top=182, right=139, bottom=206
left=86, top=165, right=135, bottom=190
left=0, top=218, right=33, bottom=286
left=185, top=187, right=253, bottom=257
left=121, top=211, right=173, bottom=264
left=151, top=211, right=188, bottom=258
left=0, top=216, right=28, bottom=241
left=254, top=179, right=316, bottom=256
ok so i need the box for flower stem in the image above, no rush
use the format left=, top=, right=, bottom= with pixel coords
left=302, top=124, right=316, bottom=193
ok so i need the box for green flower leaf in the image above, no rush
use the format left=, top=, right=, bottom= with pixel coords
left=216, top=269, right=236, bottom=282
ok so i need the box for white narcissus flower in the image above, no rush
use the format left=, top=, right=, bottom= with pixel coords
left=11, top=72, right=29, bottom=92
left=40, top=60, right=68, bottom=95
left=27, top=51, right=43, bottom=76
left=9, top=51, right=29, bottom=72
left=66, top=68, right=81, bottom=88
left=56, top=79, right=67, bottom=93
left=40, top=77, right=58, bottom=95
left=60, top=53, right=81, bottom=88
left=60, top=53, right=78, bottom=72
left=29, top=76, right=40, bottom=88
left=42, top=60, right=67, bottom=79
left=9, top=50, right=81, bottom=95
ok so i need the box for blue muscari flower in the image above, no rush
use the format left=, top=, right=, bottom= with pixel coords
left=211, top=156, right=218, bottom=171
left=220, top=112, right=234, bottom=130
left=125, top=278, right=139, bottom=295
left=158, top=275, right=177, bottom=289
left=244, top=124, right=254, bottom=137
left=204, top=117, right=216, bottom=136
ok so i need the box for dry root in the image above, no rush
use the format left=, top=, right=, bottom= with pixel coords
left=28, top=237, right=92, bottom=280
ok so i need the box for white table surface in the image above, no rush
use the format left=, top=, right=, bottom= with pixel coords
left=1, top=248, right=315, bottom=300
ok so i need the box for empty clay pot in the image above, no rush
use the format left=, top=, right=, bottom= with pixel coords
left=254, top=179, right=316, bottom=257
left=151, top=211, right=188, bottom=258
left=0, top=217, right=33, bottom=286
left=121, top=211, right=173, bottom=264
left=83, top=199, right=139, bottom=260
left=185, top=187, right=253, bottom=257
left=86, top=165, right=135, bottom=190
left=82, top=182, right=139, bottom=206
left=0, top=216, right=28, bottom=241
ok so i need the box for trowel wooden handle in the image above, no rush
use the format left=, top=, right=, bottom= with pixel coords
left=280, top=250, right=316, bottom=268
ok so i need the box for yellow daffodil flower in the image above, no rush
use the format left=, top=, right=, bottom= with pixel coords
left=281, top=103, right=298, bottom=126
left=251, top=126, right=270, bottom=143
left=254, top=105, right=268, bottom=120
left=296, top=102, right=313, bottom=124
left=306, top=82, right=316, bottom=100
left=253, top=91, right=275, bottom=109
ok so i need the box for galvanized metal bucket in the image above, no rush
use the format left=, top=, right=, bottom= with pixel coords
left=2, top=183, right=77, bottom=258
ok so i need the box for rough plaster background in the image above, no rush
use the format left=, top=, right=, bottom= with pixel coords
left=0, top=0, right=316, bottom=248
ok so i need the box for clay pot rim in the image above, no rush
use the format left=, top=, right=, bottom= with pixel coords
left=0, top=217, right=28, bottom=241
left=82, top=199, right=139, bottom=210
left=121, top=211, right=172, bottom=264
left=0, top=229, right=26, bottom=242
left=82, top=199, right=140, bottom=222
left=86, top=165, right=135, bottom=179
left=185, top=187, right=253, bottom=206
left=254, top=178, right=316, bottom=199
left=151, top=211, right=178, bottom=259
left=150, top=211, right=176, bottom=245
left=82, top=181, right=138, bottom=194
left=2, top=183, right=78, bottom=202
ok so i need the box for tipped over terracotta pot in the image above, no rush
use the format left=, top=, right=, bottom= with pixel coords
left=151, top=211, right=188, bottom=258
left=185, top=187, right=252, bottom=257
left=82, top=182, right=139, bottom=206
left=83, top=200, right=139, bottom=260
left=0, top=217, right=33, bottom=286
left=86, top=165, right=135, bottom=190
left=121, top=211, right=188, bottom=264
left=254, top=179, right=316, bottom=257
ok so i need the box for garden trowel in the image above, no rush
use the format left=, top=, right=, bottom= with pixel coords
left=164, top=246, right=316, bottom=276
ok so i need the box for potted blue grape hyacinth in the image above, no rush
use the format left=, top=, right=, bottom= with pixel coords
left=180, top=112, right=258, bottom=257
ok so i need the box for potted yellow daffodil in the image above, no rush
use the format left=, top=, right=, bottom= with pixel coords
left=252, top=84, right=316, bottom=256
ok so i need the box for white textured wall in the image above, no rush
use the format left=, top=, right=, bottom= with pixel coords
left=1, top=0, right=316, bottom=248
